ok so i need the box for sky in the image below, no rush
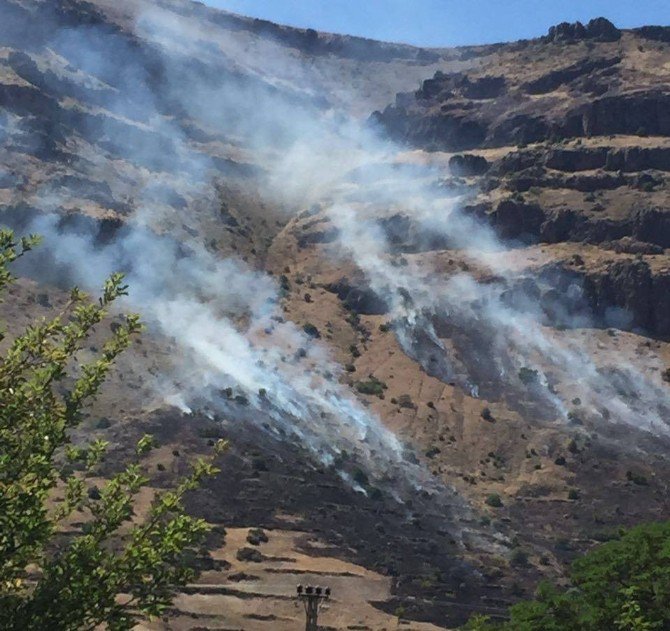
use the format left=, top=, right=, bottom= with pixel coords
left=204, top=0, right=670, bottom=47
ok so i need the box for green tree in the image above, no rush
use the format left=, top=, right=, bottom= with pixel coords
left=0, top=230, right=224, bottom=630
left=465, top=521, right=670, bottom=630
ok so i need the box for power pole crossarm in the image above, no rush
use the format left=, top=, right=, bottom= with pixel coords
left=296, top=584, right=331, bottom=631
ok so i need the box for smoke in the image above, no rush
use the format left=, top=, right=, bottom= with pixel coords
left=1, top=0, right=669, bottom=529
left=0, top=1, right=456, bottom=510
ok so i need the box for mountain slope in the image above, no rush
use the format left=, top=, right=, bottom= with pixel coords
left=1, top=3, right=670, bottom=628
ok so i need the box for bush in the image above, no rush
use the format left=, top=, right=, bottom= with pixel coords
left=352, top=467, right=369, bottom=487
left=568, top=488, right=580, bottom=500
left=626, top=470, right=649, bottom=486
left=485, top=493, right=503, bottom=508
left=355, top=377, right=387, bottom=397
left=510, top=548, right=529, bottom=567
left=236, top=547, right=264, bottom=563
left=246, top=528, right=269, bottom=546
left=518, top=366, right=539, bottom=384
left=302, top=322, right=320, bottom=338
left=425, top=446, right=441, bottom=459
left=279, top=274, right=290, bottom=292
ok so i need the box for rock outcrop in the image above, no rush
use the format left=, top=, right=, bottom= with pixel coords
left=545, top=18, right=621, bottom=43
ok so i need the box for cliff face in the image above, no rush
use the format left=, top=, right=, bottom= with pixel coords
left=2, top=4, right=670, bottom=629
left=369, top=18, right=670, bottom=340
left=373, top=20, right=670, bottom=149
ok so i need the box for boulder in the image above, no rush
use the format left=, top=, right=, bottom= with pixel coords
left=491, top=200, right=545, bottom=242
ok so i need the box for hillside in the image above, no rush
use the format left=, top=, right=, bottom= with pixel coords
left=1, top=2, right=670, bottom=628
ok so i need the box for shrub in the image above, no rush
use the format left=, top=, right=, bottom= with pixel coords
left=485, top=493, right=503, bottom=508
left=302, top=322, right=320, bottom=338
left=352, top=468, right=369, bottom=487
left=246, top=528, right=269, bottom=546
left=355, top=377, right=387, bottom=397
left=236, top=547, right=264, bottom=563
left=425, top=446, right=441, bottom=459
left=626, top=470, right=649, bottom=486
left=518, top=366, right=539, bottom=384
left=510, top=548, right=529, bottom=567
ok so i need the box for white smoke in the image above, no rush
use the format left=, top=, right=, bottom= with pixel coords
left=1, top=0, right=668, bottom=521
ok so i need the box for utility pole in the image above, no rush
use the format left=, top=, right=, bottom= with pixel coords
left=296, top=584, right=331, bottom=631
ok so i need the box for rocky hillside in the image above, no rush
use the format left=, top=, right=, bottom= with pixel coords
left=1, top=3, right=670, bottom=629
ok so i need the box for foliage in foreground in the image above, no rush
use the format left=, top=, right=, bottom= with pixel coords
left=0, top=230, right=224, bottom=630
left=465, top=520, right=670, bottom=631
